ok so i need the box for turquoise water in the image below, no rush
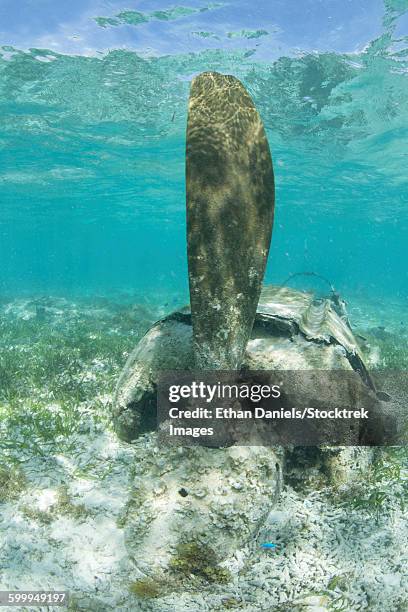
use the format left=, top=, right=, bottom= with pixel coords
left=0, top=4, right=408, bottom=609
left=1, top=10, right=407, bottom=302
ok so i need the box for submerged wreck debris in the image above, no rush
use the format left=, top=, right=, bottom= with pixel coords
left=111, top=70, right=399, bottom=586
left=113, top=71, right=284, bottom=576
left=186, top=71, right=275, bottom=370
left=123, top=440, right=283, bottom=576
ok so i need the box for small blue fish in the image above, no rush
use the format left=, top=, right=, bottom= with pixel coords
left=261, top=542, right=277, bottom=549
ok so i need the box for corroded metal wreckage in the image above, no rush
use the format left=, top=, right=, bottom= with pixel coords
left=112, top=72, right=393, bottom=580
left=186, top=71, right=275, bottom=370
left=114, top=285, right=391, bottom=444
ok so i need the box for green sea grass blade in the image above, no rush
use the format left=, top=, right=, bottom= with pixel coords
left=186, top=71, right=275, bottom=369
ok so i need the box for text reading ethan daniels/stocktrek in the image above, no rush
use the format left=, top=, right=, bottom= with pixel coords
left=156, top=371, right=382, bottom=447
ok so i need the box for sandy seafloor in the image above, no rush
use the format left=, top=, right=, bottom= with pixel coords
left=0, top=292, right=407, bottom=611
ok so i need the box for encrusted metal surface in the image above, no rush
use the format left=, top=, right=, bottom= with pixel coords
left=257, top=286, right=362, bottom=357
left=186, top=71, right=275, bottom=369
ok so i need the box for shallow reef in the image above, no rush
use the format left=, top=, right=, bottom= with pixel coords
left=0, top=294, right=407, bottom=611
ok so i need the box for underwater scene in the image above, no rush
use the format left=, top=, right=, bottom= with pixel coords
left=0, top=0, right=408, bottom=610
